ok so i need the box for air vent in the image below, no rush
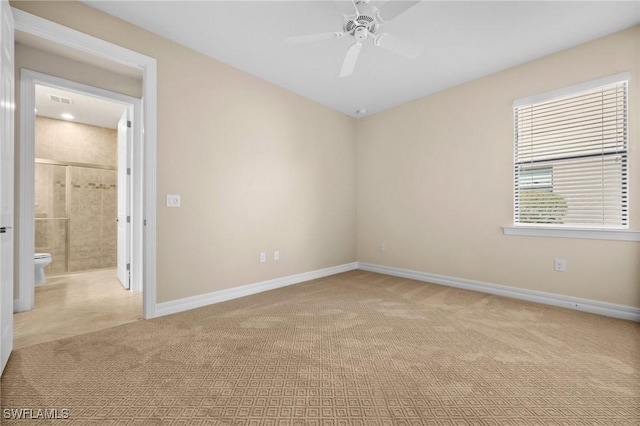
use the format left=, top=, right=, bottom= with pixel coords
left=49, top=94, right=73, bottom=105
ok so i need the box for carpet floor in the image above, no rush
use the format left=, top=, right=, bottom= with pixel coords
left=1, top=270, right=639, bottom=425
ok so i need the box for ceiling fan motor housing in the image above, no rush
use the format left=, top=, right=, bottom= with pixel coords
left=343, top=2, right=379, bottom=36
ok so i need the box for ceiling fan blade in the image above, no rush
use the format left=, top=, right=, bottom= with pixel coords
left=285, top=32, right=344, bottom=46
left=377, top=0, right=421, bottom=22
left=374, top=33, right=422, bottom=59
left=339, top=43, right=363, bottom=77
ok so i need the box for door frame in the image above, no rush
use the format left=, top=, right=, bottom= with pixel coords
left=19, top=71, right=139, bottom=304
left=117, top=107, right=133, bottom=290
left=13, top=8, right=157, bottom=318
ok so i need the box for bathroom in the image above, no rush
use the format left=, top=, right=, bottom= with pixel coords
left=34, top=109, right=119, bottom=277
left=15, top=84, right=141, bottom=348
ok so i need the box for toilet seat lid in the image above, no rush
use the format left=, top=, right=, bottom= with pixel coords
left=35, top=253, right=51, bottom=259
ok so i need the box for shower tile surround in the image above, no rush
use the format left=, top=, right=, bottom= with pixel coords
left=36, top=116, right=117, bottom=166
left=35, top=116, right=118, bottom=274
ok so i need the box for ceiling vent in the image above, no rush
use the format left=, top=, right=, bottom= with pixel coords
left=49, top=94, right=73, bottom=105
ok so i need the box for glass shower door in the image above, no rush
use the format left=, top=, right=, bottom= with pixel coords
left=34, top=162, right=68, bottom=274
left=34, top=160, right=119, bottom=275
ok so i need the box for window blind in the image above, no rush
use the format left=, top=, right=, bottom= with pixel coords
left=514, top=79, right=628, bottom=227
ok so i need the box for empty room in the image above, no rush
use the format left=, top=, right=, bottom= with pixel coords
left=0, top=0, right=639, bottom=424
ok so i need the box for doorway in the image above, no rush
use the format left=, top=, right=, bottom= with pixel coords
left=13, top=77, right=142, bottom=348
left=33, top=84, right=130, bottom=283
left=17, top=71, right=143, bottom=316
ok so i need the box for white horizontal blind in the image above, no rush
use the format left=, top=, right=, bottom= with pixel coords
left=514, top=79, right=628, bottom=227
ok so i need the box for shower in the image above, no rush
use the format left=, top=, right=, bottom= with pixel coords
left=35, top=157, right=118, bottom=275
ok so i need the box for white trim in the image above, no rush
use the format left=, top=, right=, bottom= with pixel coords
left=155, top=263, right=358, bottom=318
left=357, top=262, right=640, bottom=322
left=513, top=72, right=630, bottom=107
left=503, top=226, right=640, bottom=242
left=142, top=62, right=157, bottom=318
left=12, top=8, right=149, bottom=71
left=15, top=72, right=35, bottom=312
left=13, top=8, right=157, bottom=319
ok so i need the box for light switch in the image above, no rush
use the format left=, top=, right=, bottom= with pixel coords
left=166, top=194, right=181, bottom=207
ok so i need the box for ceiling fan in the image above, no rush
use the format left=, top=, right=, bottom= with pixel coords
left=285, top=0, right=423, bottom=77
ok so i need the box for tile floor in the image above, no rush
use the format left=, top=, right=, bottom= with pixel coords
left=13, top=268, right=142, bottom=349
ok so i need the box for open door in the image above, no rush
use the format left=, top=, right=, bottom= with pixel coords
left=116, top=108, right=131, bottom=289
left=0, top=0, right=14, bottom=374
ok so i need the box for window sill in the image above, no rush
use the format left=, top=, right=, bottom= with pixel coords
left=503, top=226, right=640, bottom=242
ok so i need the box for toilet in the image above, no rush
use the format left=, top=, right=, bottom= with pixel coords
left=34, top=253, right=52, bottom=285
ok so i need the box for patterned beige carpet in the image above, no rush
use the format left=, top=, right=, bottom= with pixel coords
left=1, top=270, right=639, bottom=425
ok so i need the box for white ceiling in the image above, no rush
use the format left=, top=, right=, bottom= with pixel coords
left=35, top=85, right=126, bottom=129
left=83, top=1, right=639, bottom=118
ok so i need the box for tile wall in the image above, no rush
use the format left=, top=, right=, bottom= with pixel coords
left=68, top=167, right=117, bottom=272
left=35, top=116, right=117, bottom=167
left=35, top=116, right=118, bottom=274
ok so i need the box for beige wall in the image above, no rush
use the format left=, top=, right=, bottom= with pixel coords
left=357, top=26, right=640, bottom=308
left=12, top=1, right=358, bottom=303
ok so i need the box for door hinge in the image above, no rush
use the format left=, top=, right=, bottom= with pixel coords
left=144, top=219, right=147, bottom=226
left=127, top=120, right=132, bottom=128
left=127, top=216, right=131, bottom=223
left=126, top=263, right=130, bottom=271
left=127, top=167, right=131, bottom=176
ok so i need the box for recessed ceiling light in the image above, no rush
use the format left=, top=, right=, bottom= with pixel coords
left=60, top=113, right=74, bottom=120
left=355, top=108, right=367, bottom=115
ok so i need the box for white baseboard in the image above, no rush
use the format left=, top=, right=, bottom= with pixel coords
left=154, top=261, right=639, bottom=322
left=357, top=262, right=640, bottom=322
left=155, top=262, right=358, bottom=317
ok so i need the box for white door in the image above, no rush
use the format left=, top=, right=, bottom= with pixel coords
left=116, top=108, right=131, bottom=289
left=0, top=0, right=14, bottom=374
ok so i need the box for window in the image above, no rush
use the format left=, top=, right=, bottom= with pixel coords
left=513, top=75, right=628, bottom=228
left=519, top=167, right=552, bottom=191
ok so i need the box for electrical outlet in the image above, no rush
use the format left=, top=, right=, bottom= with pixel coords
left=379, top=243, right=385, bottom=252
left=554, top=258, right=566, bottom=272
left=274, top=250, right=279, bottom=261
left=259, top=252, right=266, bottom=263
